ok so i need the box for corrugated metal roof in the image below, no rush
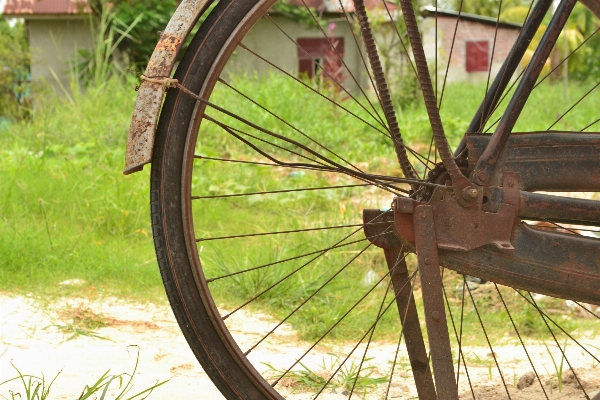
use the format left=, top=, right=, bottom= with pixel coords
left=422, top=6, right=522, bottom=29
left=2, top=0, right=90, bottom=15
left=287, top=0, right=397, bottom=13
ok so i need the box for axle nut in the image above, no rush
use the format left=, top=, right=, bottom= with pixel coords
left=462, top=187, right=478, bottom=200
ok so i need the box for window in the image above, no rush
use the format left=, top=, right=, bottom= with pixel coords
left=466, top=41, right=489, bottom=72
left=297, top=38, right=345, bottom=79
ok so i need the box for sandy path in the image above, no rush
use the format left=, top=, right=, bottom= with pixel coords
left=0, top=295, right=225, bottom=399
left=2, top=294, right=600, bottom=399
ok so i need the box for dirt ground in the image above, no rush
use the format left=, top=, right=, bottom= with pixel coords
left=1, top=294, right=600, bottom=399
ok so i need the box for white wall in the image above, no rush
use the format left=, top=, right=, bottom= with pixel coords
left=28, top=18, right=93, bottom=92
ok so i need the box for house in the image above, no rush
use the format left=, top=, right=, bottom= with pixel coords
left=1, top=0, right=92, bottom=92
left=421, top=6, right=523, bottom=83
left=1, top=0, right=522, bottom=94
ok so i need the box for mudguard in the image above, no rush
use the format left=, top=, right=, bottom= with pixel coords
left=124, top=0, right=213, bottom=175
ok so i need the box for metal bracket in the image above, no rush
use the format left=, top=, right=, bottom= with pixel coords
left=362, top=210, right=437, bottom=399
left=395, top=176, right=520, bottom=252
left=413, top=205, right=458, bottom=399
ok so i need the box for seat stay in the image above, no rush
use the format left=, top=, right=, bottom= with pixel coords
left=472, top=0, right=579, bottom=186
left=454, top=0, right=553, bottom=157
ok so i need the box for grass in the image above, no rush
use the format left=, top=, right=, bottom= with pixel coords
left=544, top=338, right=569, bottom=393
left=0, top=346, right=168, bottom=400
left=1, top=71, right=599, bottom=347
left=0, top=77, right=160, bottom=301
left=47, top=303, right=110, bottom=341
left=264, top=353, right=388, bottom=396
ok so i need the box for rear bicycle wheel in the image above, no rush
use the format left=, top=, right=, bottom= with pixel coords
left=149, top=0, right=600, bottom=398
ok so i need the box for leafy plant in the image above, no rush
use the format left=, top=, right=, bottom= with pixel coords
left=108, top=0, right=180, bottom=68
left=73, top=0, right=142, bottom=88
left=0, top=19, right=30, bottom=120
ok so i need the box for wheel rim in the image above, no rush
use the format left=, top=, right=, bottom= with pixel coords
left=155, top=0, right=600, bottom=398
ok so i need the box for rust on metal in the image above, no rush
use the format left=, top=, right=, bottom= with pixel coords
left=124, top=0, right=213, bottom=175
left=398, top=0, right=471, bottom=204
left=362, top=210, right=436, bottom=400
left=394, top=175, right=519, bottom=253
left=354, top=0, right=417, bottom=181
left=519, top=192, right=600, bottom=225
left=438, top=223, right=600, bottom=305
left=466, top=132, right=600, bottom=191
left=413, top=205, right=458, bottom=399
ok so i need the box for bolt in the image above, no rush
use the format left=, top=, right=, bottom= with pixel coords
left=424, top=258, right=431, bottom=265
left=432, top=310, right=441, bottom=322
left=507, top=179, right=515, bottom=188
left=431, top=171, right=437, bottom=177
left=462, top=187, right=478, bottom=200
left=420, top=212, right=427, bottom=219
left=477, top=171, right=488, bottom=182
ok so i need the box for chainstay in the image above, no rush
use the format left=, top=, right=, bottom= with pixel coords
left=353, top=0, right=418, bottom=181
left=398, top=0, right=464, bottom=186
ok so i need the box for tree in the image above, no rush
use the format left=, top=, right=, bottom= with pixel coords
left=0, top=19, right=29, bottom=119
left=88, top=0, right=180, bottom=69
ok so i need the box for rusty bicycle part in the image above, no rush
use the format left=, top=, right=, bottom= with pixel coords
left=128, top=0, right=600, bottom=398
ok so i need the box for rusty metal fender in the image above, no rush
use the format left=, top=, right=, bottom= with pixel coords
left=124, top=0, right=213, bottom=175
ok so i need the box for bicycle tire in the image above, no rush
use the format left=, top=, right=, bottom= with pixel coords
left=150, top=0, right=600, bottom=398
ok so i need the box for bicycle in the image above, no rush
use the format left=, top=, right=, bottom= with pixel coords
left=124, top=0, right=600, bottom=398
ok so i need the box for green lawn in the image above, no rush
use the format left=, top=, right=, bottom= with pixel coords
left=1, top=74, right=598, bottom=343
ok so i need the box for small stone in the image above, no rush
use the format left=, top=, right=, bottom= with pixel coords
left=517, top=371, right=535, bottom=390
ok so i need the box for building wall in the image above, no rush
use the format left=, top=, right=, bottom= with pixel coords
left=223, top=14, right=364, bottom=92
left=28, top=18, right=93, bottom=92
left=422, top=16, right=521, bottom=83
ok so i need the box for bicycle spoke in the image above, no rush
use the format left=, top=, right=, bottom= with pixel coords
left=348, top=276, right=393, bottom=399
left=442, top=275, right=475, bottom=398
left=528, top=294, right=589, bottom=397
left=205, top=236, right=370, bottom=283
left=493, top=284, right=549, bottom=399
left=272, top=261, right=416, bottom=388
left=548, top=81, right=600, bottom=130
left=464, top=276, right=512, bottom=399
left=438, top=0, right=464, bottom=110
left=535, top=26, right=600, bottom=88
left=515, top=290, right=600, bottom=364
left=238, top=42, right=391, bottom=138
left=217, top=78, right=365, bottom=173
left=197, top=223, right=365, bottom=242
left=311, top=268, right=418, bottom=399
left=480, top=0, right=505, bottom=132
left=243, top=240, right=379, bottom=355
left=291, top=1, right=388, bottom=129
left=193, top=183, right=371, bottom=200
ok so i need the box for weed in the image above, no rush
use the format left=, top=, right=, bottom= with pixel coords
left=543, top=338, right=569, bottom=392
left=0, top=346, right=168, bottom=400
left=0, top=364, right=58, bottom=400
left=264, top=353, right=387, bottom=396
left=46, top=304, right=110, bottom=341
left=263, top=361, right=327, bottom=393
